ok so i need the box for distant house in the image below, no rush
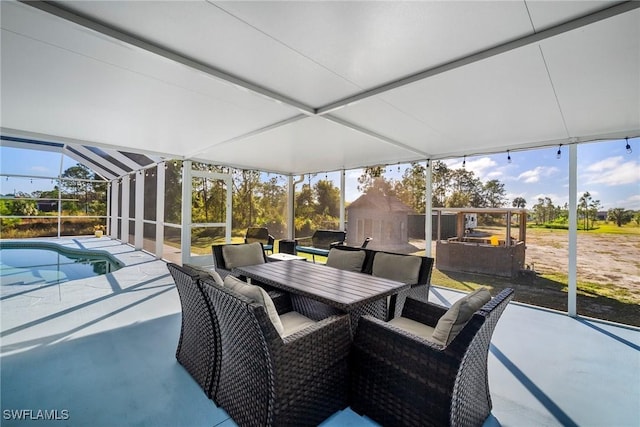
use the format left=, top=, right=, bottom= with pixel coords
left=37, top=200, right=58, bottom=212
left=346, top=190, right=414, bottom=248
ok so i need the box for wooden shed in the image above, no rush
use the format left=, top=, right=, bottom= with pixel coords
left=346, top=191, right=414, bottom=249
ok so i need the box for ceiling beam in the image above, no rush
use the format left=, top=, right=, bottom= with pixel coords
left=20, top=0, right=316, bottom=116
left=317, top=1, right=640, bottom=115
left=322, top=115, right=427, bottom=158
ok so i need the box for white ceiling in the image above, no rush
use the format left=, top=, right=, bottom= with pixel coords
left=1, top=0, right=639, bottom=176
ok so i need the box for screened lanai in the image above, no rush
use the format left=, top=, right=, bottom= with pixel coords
left=3, top=0, right=639, bottom=319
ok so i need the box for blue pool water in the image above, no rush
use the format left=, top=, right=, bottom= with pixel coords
left=0, top=244, right=121, bottom=287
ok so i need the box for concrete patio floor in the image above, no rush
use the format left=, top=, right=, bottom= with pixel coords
left=1, top=237, right=638, bottom=426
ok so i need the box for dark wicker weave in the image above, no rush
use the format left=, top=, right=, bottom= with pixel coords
left=200, top=277, right=352, bottom=427
left=166, top=263, right=221, bottom=402
left=350, top=288, right=514, bottom=427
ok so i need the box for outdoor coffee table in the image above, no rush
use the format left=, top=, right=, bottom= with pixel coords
left=235, top=261, right=410, bottom=331
left=267, top=253, right=306, bottom=262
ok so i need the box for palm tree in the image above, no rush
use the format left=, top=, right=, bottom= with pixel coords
left=512, top=197, right=527, bottom=208
left=579, top=192, right=592, bottom=230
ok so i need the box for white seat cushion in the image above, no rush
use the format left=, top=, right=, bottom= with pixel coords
left=431, top=287, right=491, bottom=346
left=223, top=275, right=284, bottom=335
left=372, top=252, right=421, bottom=284
left=325, top=248, right=366, bottom=272
left=279, top=311, right=317, bottom=337
left=221, top=242, right=265, bottom=269
left=388, top=316, right=437, bottom=341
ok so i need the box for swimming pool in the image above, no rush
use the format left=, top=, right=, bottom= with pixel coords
left=0, top=241, right=122, bottom=287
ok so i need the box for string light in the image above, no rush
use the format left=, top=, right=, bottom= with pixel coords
left=507, top=150, right=512, bottom=164
left=625, top=137, right=632, bottom=154
left=556, top=144, right=562, bottom=159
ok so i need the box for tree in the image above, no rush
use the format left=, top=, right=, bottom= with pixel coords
left=607, top=208, right=633, bottom=227
left=164, top=161, right=183, bottom=224
left=232, top=170, right=261, bottom=228
left=397, top=163, right=427, bottom=213
left=431, top=161, right=450, bottom=207
left=60, top=163, right=106, bottom=215
left=483, top=179, right=507, bottom=208
left=446, top=191, right=472, bottom=207
left=357, top=166, right=392, bottom=194
left=578, top=192, right=594, bottom=230
left=512, top=197, right=527, bottom=208
left=315, top=180, right=340, bottom=217
left=532, top=197, right=558, bottom=225
left=61, top=164, right=92, bottom=214
left=449, top=168, right=483, bottom=206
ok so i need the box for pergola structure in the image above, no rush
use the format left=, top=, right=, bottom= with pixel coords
left=2, top=1, right=639, bottom=316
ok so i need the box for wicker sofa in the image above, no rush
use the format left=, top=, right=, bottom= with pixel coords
left=349, top=288, right=514, bottom=427
left=295, top=230, right=346, bottom=262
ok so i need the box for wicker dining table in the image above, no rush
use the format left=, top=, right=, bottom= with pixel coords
left=235, top=260, right=410, bottom=331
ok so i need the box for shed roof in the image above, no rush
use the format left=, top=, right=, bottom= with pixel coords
left=348, top=191, right=414, bottom=214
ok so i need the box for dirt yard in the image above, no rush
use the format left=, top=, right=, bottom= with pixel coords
left=421, top=228, right=640, bottom=326
left=525, top=229, right=640, bottom=294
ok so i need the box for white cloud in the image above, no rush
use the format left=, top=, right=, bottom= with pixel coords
left=623, top=194, right=640, bottom=210
left=465, top=157, right=497, bottom=179
left=441, top=157, right=501, bottom=181
left=29, top=166, right=49, bottom=173
left=517, top=166, right=559, bottom=184
left=585, top=156, right=624, bottom=172
left=582, top=156, right=639, bottom=186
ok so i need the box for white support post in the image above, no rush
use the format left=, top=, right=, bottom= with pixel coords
left=287, top=175, right=295, bottom=239
left=225, top=174, right=232, bottom=243
left=568, top=144, right=578, bottom=317
left=134, top=171, right=144, bottom=250
left=424, top=161, right=433, bottom=257
left=106, top=182, right=111, bottom=235
left=181, top=161, right=192, bottom=265
left=110, top=180, right=119, bottom=239
left=340, top=170, right=346, bottom=232
left=121, top=175, right=130, bottom=243
left=57, top=151, right=64, bottom=238
left=155, top=162, right=166, bottom=259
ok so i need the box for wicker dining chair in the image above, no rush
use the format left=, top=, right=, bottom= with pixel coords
left=166, top=263, right=221, bottom=403
left=211, top=242, right=268, bottom=279
left=350, top=288, right=514, bottom=427
left=201, top=277, right=352, bottom=427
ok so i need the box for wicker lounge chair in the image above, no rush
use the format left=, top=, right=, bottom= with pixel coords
left=201, top=276, right=352, bottom=426
left=245, top=227, right=275, bottom=254
left=350, top=288, right=514, bottom=427
left=166, top=263, right=221, bottom=402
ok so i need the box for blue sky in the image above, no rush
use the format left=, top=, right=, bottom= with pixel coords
left=1, top=138, right=638, bottom=210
